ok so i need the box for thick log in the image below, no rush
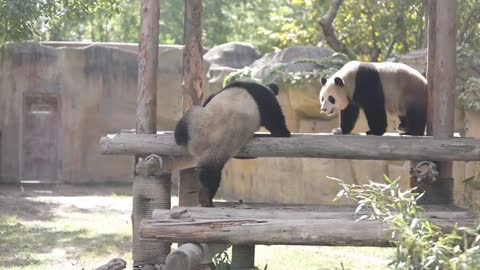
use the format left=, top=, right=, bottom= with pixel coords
left=99, top=132, right=480, bottom=161
left=152, top=204, right=474, bottom=221
left=164, top=243, right=229, bottom=270
left=141, top=205, right=475, bottom=247
left=142, top=217, right=391, bottom=246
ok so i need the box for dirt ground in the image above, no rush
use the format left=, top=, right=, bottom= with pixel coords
left=0, top=183, right=140, bottom=270
left=0, top=183, right=392, bottom=270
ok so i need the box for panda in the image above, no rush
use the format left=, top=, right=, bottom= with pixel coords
left=319, top=61, right=427, bottom=136
left=174, top=80, right=291, bottom=207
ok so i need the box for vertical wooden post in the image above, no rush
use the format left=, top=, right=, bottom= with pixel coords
left=231, top=245, right=255, bottom=270
left=133, top=0, right=171, bottom=268
left=179, top=0, right=204, bottom=207
left=179, top=0, right=204, bottom=223
left=418, top=0, right=456, bottom=204
left=425, top=0, right=436, bottom=137
left=182, top=0, right=204, bottom=113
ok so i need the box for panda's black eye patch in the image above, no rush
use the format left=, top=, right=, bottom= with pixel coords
left=328, top=96, right=335, bottom=104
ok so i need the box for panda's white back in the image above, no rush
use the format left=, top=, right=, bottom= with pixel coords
left=187, top=87, right=261, bottom=165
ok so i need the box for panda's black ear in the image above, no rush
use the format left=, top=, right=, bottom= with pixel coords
left=268, top=84, right=280, bottom=96
left=334, top=77, right=344, bottom=87
left=321, top=77, right=327, bottom=85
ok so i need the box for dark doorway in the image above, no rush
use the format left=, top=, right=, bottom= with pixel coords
left=22, top=94, right=60, bottom=182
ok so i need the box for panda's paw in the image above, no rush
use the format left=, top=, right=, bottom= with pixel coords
left=366, top=130, right=385, bottom=136
left=201, top=202, right=215, bottom=207
left=332, top=128, right=343, bottom=135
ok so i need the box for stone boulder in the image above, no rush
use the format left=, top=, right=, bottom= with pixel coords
left=204, top=41, right=260, bottom=69
left=203, top=42, right=260, bottom=93
left=250, top=45, right=335, bottom=82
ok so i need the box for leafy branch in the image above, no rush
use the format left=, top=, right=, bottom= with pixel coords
left=334, top=176, right=480, bottom=270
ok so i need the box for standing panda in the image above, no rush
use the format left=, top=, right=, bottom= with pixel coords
left=174, top=80, right=291, bottom=207
left=319, top=61, right=427, bottom=136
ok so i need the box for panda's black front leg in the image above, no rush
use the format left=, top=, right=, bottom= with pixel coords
left=336, top=103, right=360, bottom=134
left=363, top=106, right=387, bottom=136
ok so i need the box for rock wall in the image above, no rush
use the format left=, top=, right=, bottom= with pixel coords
left=2, top=42, right=479, bottom=210
left=0, top=42, right=186, bottom=183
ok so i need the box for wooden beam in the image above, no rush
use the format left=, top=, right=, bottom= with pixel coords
left=164, top=243, right=230, bottom=270
left=99, top=132, right=480, bottom=161
left=141, top=205, right=474, bottom=247
left=142, top=217, right=391, bottom=246
left=136, top=0, right=160, bottom=135
left=182, top=0, right=204, bottom=112
left=152, top=204, right=474, bottom=221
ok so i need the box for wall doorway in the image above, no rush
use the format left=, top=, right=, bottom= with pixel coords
left=22, top=94, right=60, bottom=182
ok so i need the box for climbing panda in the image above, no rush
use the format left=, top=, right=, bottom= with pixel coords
left=174, top=80, right=291, bottom=207
left=319, top=61, right=427, bottom=136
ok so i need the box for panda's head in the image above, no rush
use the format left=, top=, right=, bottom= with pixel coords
left=319, top=77, right=350, bottom=115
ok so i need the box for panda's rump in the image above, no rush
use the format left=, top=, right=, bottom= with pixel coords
left=376, top=63, right=427, bottom=116
left=188, top=89, right=261, bottom=164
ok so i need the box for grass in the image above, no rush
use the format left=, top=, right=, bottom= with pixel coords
left=0, top=184, right=394, bottom=270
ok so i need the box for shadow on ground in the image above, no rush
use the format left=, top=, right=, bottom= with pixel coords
left=0, top=219, right=130, bottom=267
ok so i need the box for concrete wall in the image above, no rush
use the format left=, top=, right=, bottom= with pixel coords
left=0, top=42, right=186, bottom=183
left=1, top=42, right=479, bottom=211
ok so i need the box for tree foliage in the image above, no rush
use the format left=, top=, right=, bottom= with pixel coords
left=335, top=177, right=480, bottom=270
left=0, top=0, right=121, bottom=45
left=2, top=0, right=480, bottom=59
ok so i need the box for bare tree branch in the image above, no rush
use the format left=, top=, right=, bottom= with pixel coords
left=384, top=37, right=397, bottom=60
left=318, top=0, right=356, bottom=59
left=457, top=10, right=474, bottom=42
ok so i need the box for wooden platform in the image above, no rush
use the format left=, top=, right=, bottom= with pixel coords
left=140, top=203, right=476, bottom=247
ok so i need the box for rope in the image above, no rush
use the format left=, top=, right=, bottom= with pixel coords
left=132, top=174, right=171, bottom=269
left=410, top=161, right=439, bottom=183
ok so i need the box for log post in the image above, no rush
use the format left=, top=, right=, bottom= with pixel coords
left=231, top=245, right=255, bottom=270
left=417, top=0, right=456, bottom=204
left=133, top=0, right=171, bottom=268
left=179, top=0, right=205, bottom=208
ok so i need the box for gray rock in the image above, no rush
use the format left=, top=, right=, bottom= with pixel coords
left=203, top=41, right=260, bottom=69
left=250, top=45, right=335, bottom=82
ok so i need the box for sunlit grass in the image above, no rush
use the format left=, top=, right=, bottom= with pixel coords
left=0, top=186, right=394, bottom=270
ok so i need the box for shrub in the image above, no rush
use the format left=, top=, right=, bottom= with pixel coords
left=334, top=176, right=480, bottom=270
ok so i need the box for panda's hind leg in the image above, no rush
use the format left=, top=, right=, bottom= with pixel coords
left=198, top=162, right=225, bottom=207
left=397, top=115, right=407, bottom=133
left=403, top=106, right=426, bottom=136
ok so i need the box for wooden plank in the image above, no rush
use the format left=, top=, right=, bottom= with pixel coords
left=99, top=132, right=480, bottom=161
left=141, top=204, right=475, bottom=247
left=152, top=205, right=474, bottom=221
left=141, top=217, right=391, bottom=246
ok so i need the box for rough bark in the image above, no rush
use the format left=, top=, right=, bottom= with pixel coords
left=318, top=0, right=356, bottom=60
left=99, top=132, right=480, bottom=162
